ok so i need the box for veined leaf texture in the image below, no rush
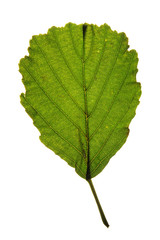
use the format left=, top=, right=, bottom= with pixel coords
left=19, top=23, right=141, bottom=227
left=20, top=23, right=141, bottom=180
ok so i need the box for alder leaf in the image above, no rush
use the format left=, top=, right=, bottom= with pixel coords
left=19, top=23, right=141, bottom=227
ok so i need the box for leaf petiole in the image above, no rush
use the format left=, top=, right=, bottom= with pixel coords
left=87, top=179, right=109, bottom=228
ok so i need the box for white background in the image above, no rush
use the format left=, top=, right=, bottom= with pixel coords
left=0, top=0, right=160, bottom=239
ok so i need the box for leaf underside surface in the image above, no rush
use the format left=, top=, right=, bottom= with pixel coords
left=20, top=23, right=141, bottom=179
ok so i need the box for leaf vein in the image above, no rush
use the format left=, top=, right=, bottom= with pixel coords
left=49, top=29, right=83, bottom=88
left=90, top=95, right=136, bottom=165
left=22, top=94, right=84, bottom=157
left=90, top=53, right=134, bottom=140
left=89, top=34, right=124, bottom=118
left=91, top=134, right=127, bottom=176
left=84, top=25, right=94, bottom=63
left=68, top=23, right=82, bottom=60
left=22, top=62, right=86, bottom=137
left=87, top=34, right=107, bottom=90
left=33, top=37, right=85, bottom=115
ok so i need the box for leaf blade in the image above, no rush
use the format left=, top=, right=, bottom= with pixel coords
left=19, top=23, right=141, bottom=179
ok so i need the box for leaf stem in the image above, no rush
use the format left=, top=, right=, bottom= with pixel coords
left=87, top=179, right=109, bottom=228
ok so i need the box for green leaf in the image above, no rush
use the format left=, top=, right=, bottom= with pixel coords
left=19, top=23, right=141, bottom=228
left=19, top=23, right=141, bottom=180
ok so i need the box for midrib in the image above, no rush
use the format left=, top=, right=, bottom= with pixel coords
left=82, top=24, right=90, bottom=179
